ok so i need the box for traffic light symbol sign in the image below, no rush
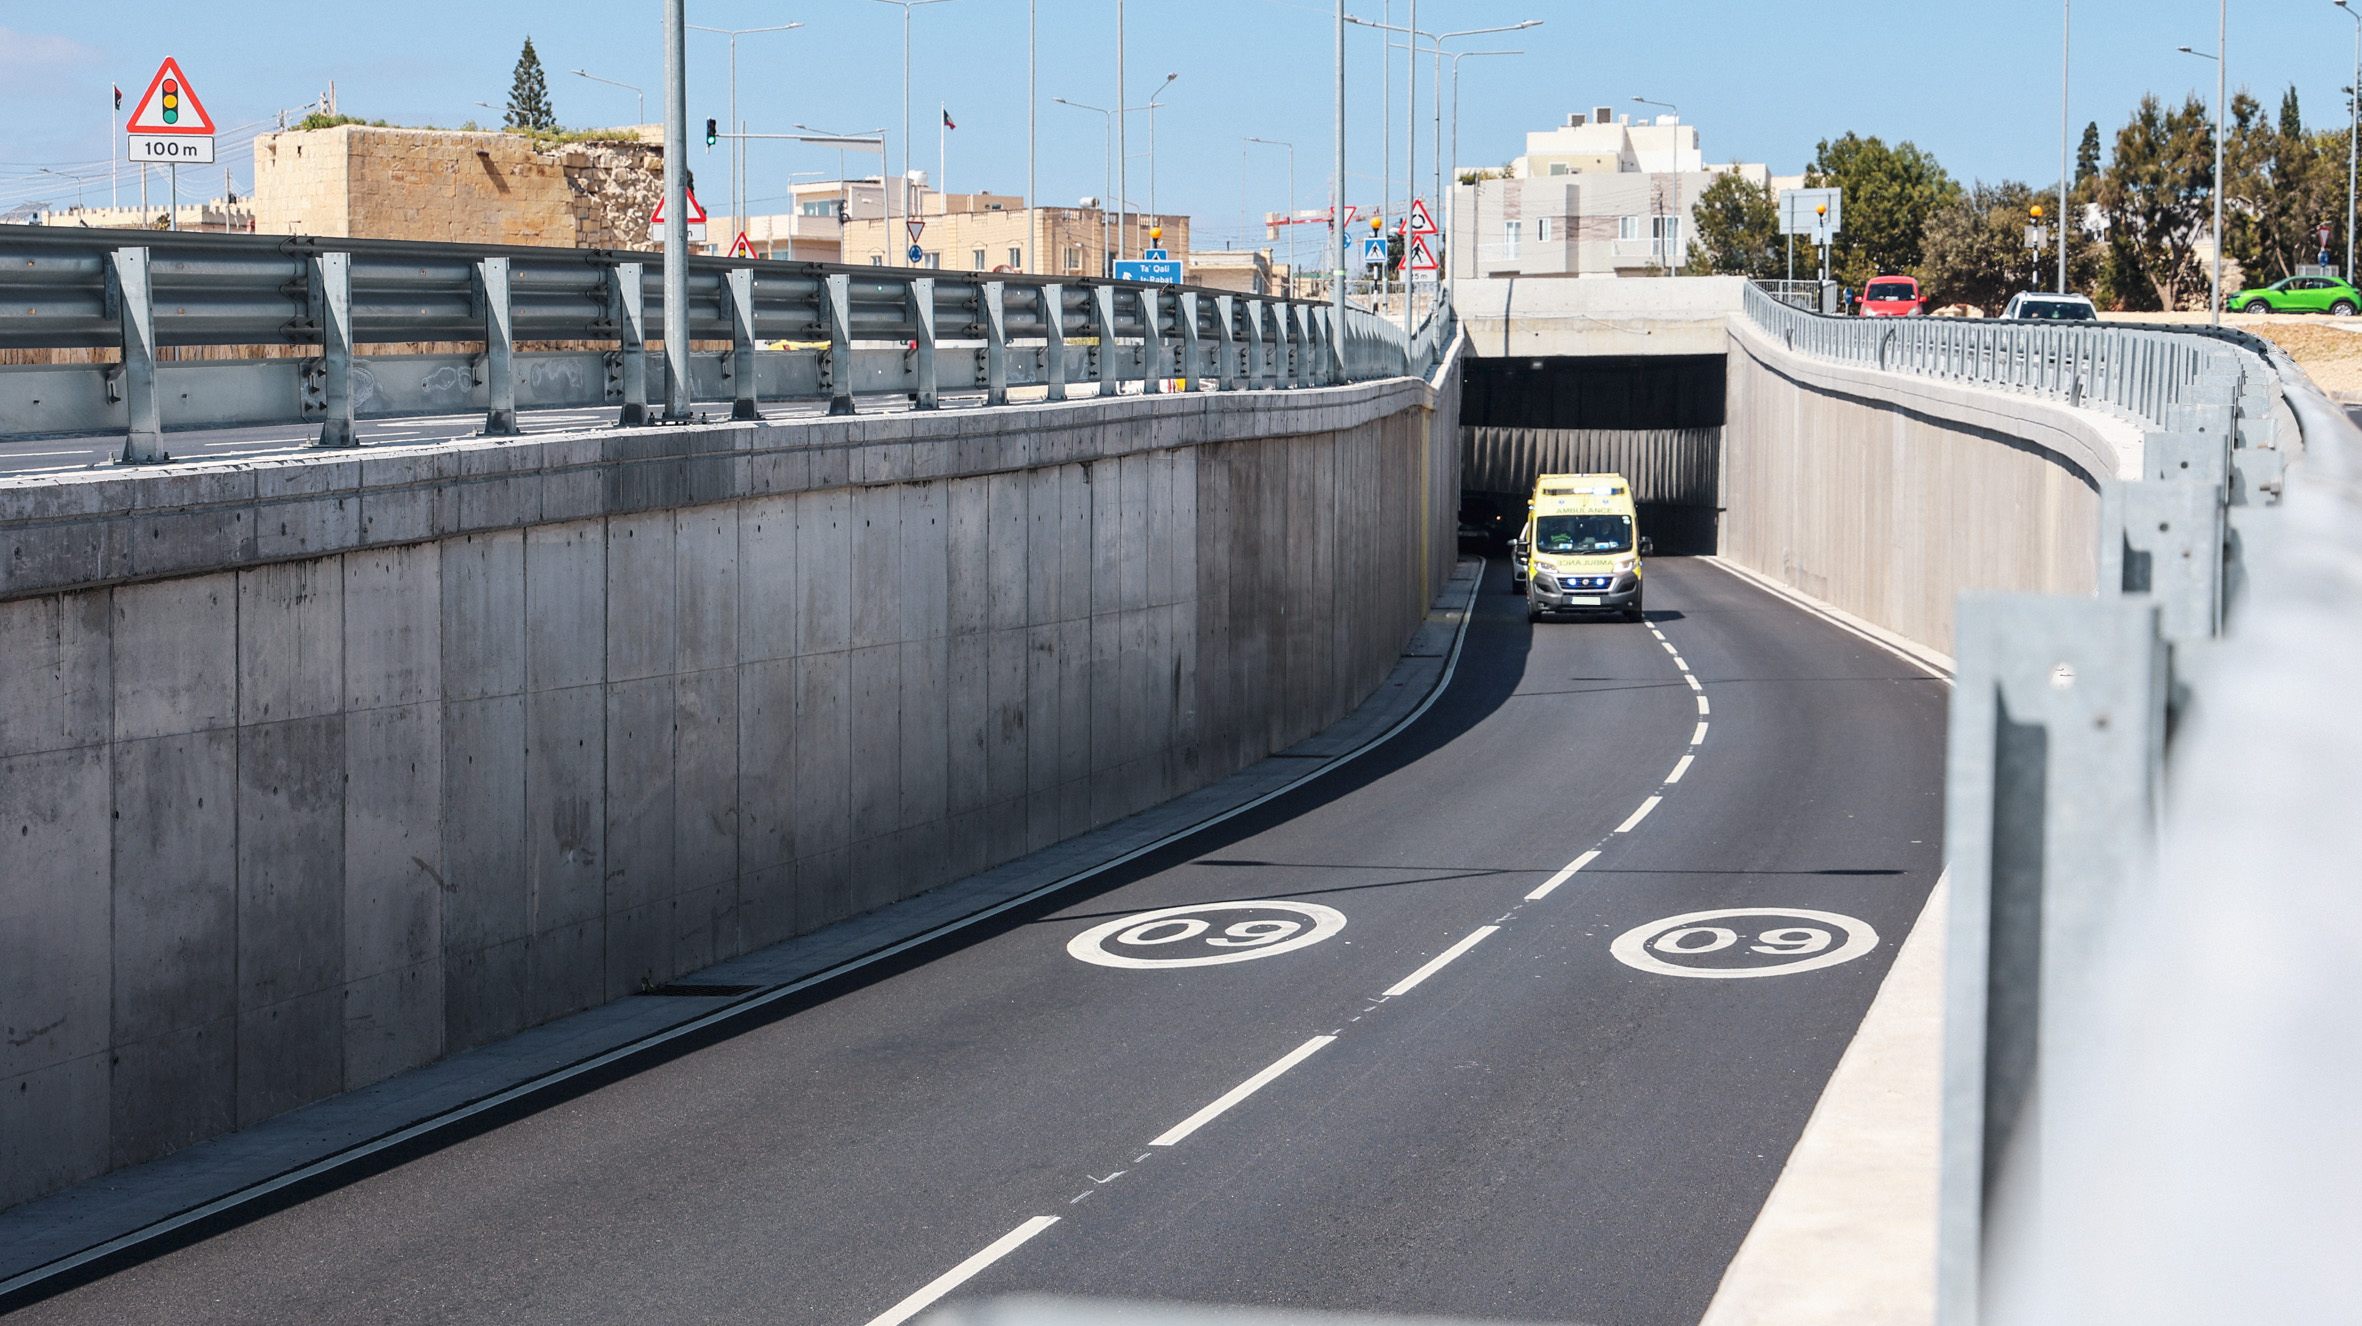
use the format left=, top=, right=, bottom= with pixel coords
left=125, top=57, right=215, bottom=135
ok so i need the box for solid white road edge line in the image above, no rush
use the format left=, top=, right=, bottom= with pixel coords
left=1615, top=796, right=1663, bottom=833
left=1526, top=849, right=1601, bottom=901
left=863, top=1215, right=1063, bottom=1326
left=1698, top=555, right=1954, bottom=683
left=1666, top=755, right=1694, bottom=784
left=1381, top=925, right=1503, bottom=997
left=1691, top=722, right=1709, bottom=745
left=0, top=565, right=1493, bottom=1303
left=1149, top=1035, right=1339, bottom=1147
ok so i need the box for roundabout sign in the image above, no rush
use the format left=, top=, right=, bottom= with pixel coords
left=1067, top=900, right=1347, bottom=970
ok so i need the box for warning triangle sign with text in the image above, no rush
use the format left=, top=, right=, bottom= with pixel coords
left=125, top=57, right=215, bottom=135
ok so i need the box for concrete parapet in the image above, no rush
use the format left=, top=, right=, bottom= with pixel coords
left=1456, top=275, right=1749, bottom=358
left=0, top=365, right=1460, bottom=1211
left=1720, top=316, right=2142, bottom=658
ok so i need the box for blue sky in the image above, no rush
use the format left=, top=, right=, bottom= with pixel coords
left=1, top=1, right=2352, bottom=245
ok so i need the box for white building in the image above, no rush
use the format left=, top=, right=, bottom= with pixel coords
left=1449, top=108, right=1774, bottom=279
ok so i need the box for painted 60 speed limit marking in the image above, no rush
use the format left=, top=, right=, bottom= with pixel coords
left=1610, top=907, right=1878, bottom=979
left=1067, top=900, right=1347, bottom=969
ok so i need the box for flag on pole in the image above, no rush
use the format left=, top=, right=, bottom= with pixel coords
left=942, top=108, right=956, bottom=130
left=113, top=85, right=123, bottom=110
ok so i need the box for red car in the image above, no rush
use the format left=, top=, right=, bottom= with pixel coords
left=1859, top=276, right=1928, bottom=317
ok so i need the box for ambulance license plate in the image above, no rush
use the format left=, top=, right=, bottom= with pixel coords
left=1568, top=595, right=1602, bottom=606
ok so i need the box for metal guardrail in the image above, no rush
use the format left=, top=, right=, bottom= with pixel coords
left=1741, top=283, right=2358, bottom=1320
left=0, top=225, right=1452, bottom=461
left=1740, top=280, right=2260, bottom=438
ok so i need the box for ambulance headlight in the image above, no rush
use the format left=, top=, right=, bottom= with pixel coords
left=1614, top=556, right=1637, bottom=573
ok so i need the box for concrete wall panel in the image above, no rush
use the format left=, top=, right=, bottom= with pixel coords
left=0, top=360, right=1463, bottom=1211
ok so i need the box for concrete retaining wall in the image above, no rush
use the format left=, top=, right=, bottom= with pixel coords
left=0, top=361, right=1460, bottom=1211
left=1722, top=317, right=2143, bottom=658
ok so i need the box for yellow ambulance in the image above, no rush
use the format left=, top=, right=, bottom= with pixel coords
left=1510, top=472, right=1649, bottom=622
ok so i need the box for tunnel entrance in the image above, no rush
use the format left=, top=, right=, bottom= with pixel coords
left=1458, top=354, right=1726, bottom=554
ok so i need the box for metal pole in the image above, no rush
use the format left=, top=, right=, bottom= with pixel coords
left=1334, top=0, right=1347, bottom=378
left=1028, top=0, right=1036, bottom=272
left=2345, top=0, right=2359, bottom=281
left=2060, top=0, right=2071, bottom=293
left=2214, top=0, right=2225, bottom=326
left=1117, top=0, right=1128, bottom=261
left=663, top=0, right=691, bottom=418
left=904, top=3, right=912, bottom=256
left=731, top=34, right=740, bottom=244
left=1403, top=0, right=1416, bottom=341
left=169, top=163, right=177, bottom=231
left=940, top=101, right=947, bottom=196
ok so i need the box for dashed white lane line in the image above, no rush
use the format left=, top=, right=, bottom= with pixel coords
left=1660, top=641, right=1679, bottom=655
left=1380, top=925, right=1502, bottom=997
left=1149, top=1035, right=1338, bottom=1147
left=1685, top=674, right=1703, bottom=692
left=1666, top=755, right=1695, bottom=784
left=1615, top=796, right=1663, bottom=833
left=1526, top=849, right=1601, bottom=901
left=1692, top=722, right=1709, bottom=745
left=1697, top=694, right=1710, bottom=713
left=1672, top=656, right=1690, bottom=671
left=864, top=1216, right=1062, bottom=1326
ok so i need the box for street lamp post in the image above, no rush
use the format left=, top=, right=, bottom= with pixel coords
left=872, top=0, right=956, bottom=262
left=1449, top=50, right=1522, bottom=281
left=1054, top=97, right=1117, bottom=273
left=570, top=69, right=646, bottom=126
left=1147, top=73, right=1179, bottom=221
left=1247, top=137, right=1295, bottom=296
left=1633, top=97, right=1683, bottom=277
left=2059, top=0, right=2071, bottom=294
left=2339, top=0, right=2360, bottom=281
left=662, top=0, right=690, bottom=419
left=687, top=23, right=801, bottom=253
left=2179, top=24, right=2225, bottom=326
left=1334, top=0, right=1346, bottom=374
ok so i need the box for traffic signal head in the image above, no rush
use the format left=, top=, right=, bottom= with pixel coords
left=704, top=118, right=718, bottom=149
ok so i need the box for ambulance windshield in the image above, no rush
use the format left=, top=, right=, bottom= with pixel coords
left=1534, top=514, right=1632, bottom=555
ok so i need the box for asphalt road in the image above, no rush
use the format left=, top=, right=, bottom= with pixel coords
left=8, top=556, right=1948, bottom=1326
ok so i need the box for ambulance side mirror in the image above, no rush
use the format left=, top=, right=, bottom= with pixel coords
left=1639, top=537, right=1655, bottom=556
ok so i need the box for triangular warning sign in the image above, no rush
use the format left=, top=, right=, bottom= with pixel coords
left=1409, top=198, right=1437, bottom=235
left=125, top=58, right=215, bottom=135
left=650, top=188, right=709, bottom=225
left=729, top=231, right=755, bottom=259
left=1408, top=233, right=1440, bottom=272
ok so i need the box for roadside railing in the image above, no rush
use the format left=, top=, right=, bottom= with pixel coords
left=1744, top=279, right=2358, bottom=1322
left=0, top=225, right=1453, bottom=461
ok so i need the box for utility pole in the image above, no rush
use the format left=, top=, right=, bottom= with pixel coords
left=1334, top=0, right=1347, bottom=379
left=662, top=0, right=690, bottom=419
left=2059, top=0, right=2071, bottom=294
left=2342, top=0, right=2359, bottom=280
left=873, top=0, right=955, bottom=263
left=1028, top=0, right=1036, bottom=272
left=688, top=24, right=800, bottom=253
left=1117, top=0, right=1129, bottom=262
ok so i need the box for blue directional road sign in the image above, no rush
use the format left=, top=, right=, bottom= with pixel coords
left=1112, top=259, right=1183, bottom=284
left=907, top=243, right=926, bottom=263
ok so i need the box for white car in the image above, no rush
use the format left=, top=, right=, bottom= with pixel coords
left=1999, top=292, right=2099, bottom=321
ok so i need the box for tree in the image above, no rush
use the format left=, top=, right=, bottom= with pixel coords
left=506, top=37, right=556, bottom=132
left=2223, top=84, right=2345, bottom=284
left=1807, top=132, right=1959, bottom=289
left=2099, top=94, right=2215, bottom=311
left=2076, top=122, right=2102, bottom=185
left=1918, top=180, right=2102, bottom=313
left=1689, top=170, right=1785, bottom=278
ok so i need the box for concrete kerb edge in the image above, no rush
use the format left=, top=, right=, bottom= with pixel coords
left=0, top=376, right=1438, bottom=604
left=0, top=556, right=1487, bottom=1299
left=1701, top=555, right=1956, bottom=681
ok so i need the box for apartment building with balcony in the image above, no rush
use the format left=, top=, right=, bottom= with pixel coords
left=1447, top=108, right=1775, bottom=279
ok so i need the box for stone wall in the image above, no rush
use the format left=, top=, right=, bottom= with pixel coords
left=250, top=125, right=665, bottom=249
left=0, top=363, right=1461, bottom=1211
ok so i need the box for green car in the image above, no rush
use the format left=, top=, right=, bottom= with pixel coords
left=2227, top=275, right=2361, bottom=315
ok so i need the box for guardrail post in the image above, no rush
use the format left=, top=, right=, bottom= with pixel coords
left=1215, top=295, right=1240, bottom=391
left=1179, top=291, right=1203, bottom=391
left=1090, top=285, right=1120, bottom=396
left=981, top=280, right=1009, bottom=406
left=611, top=262, right=649, bottom=426
left=110, top=247, right=164, bottom=464
left=1939, top=594, right=2164, bottom=1326
left=1247, top=299, right=1270, bottom=388
left=726, top=266, right=763, bottom=421
left=1278, top=304, right=1300, bottom=388
left=908, top=275, right=939, bottom=411
left=2099, top=479, right=2224, bottom=644
left=1043, top=283, right=1068, bottom=401
left=311, top=251, right=356, bottom=448
left=477, top=256, right=519, bottom=436
left=1140, top=287, right=1165, bottom=395
left=825, top=273, right=856, bottom=416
